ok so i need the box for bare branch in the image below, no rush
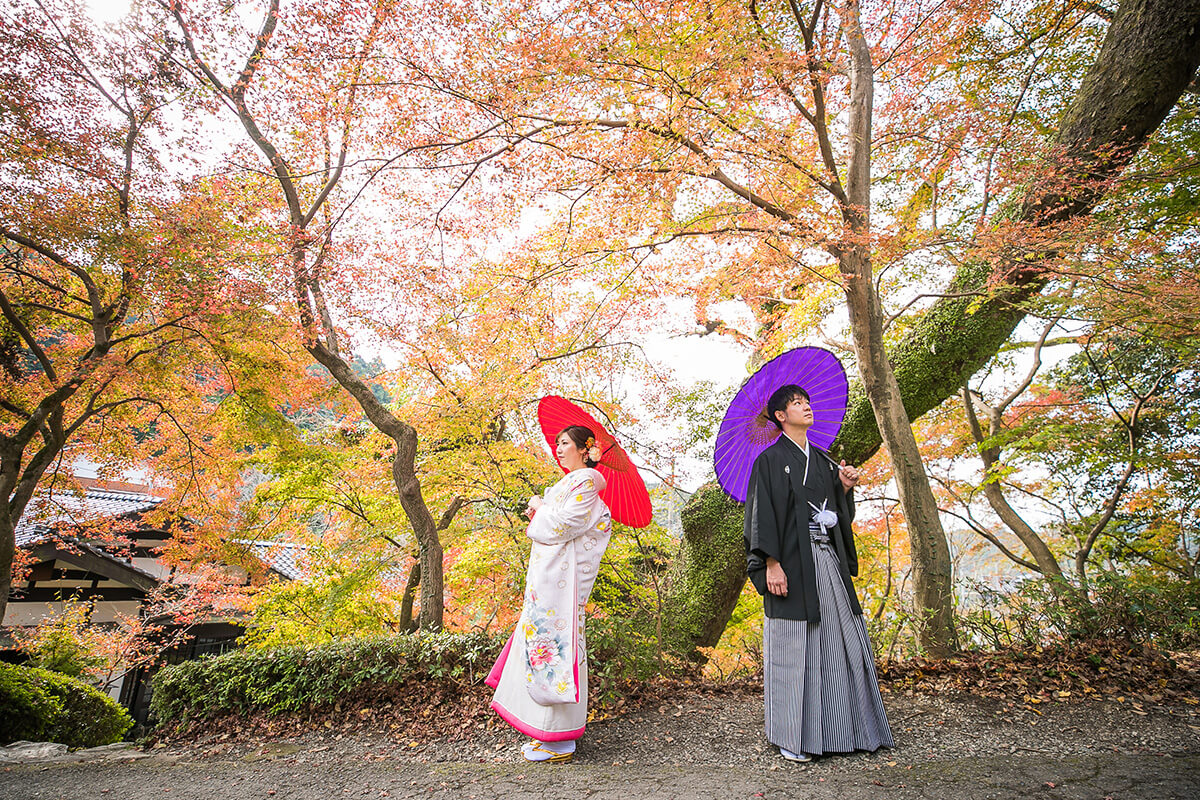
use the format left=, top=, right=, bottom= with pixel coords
left=0, top=285, right=56, bottom=381
left=231, top=0, right=281, bottom=102
left=996, top=310, right=1065, bottom=414
left=1074, top=355, right=1171, bottom=578
left=163, top=0, right=304, bottom=223
left=437, top=496, right=465, bottom=532
left=0, top=227, right=102, bottom=311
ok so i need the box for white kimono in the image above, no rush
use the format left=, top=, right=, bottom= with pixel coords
left=487, top=467, right=612, bottom=741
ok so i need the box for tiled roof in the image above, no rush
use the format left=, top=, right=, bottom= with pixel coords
left=16, top=489, right=310, bottom=583
left=234, top=539, right=311, bottom=581
left=15, top=489, right=163, bottom=547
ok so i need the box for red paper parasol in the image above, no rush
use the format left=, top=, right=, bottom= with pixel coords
left=537, top=395, right=653, bottom=528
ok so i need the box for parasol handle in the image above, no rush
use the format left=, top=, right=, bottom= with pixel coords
left=812, top=445, right=851, bottom=472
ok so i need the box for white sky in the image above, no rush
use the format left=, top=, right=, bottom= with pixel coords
left=86, top=0, right=129, bottom=21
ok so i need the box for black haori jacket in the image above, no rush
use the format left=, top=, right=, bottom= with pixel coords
left=743, top=436, right=862, bottom=622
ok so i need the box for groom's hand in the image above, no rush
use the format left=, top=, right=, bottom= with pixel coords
left=766, top=558, right=788, bottom=597
left=838, top=460, right=860, bottom=493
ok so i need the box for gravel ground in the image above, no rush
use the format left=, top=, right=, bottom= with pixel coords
left=4, top=690, right=1199, bottom=799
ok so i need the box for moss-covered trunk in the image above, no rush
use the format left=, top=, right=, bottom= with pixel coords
left=661, top=484, right=749, bottom=660
left=835, top=0, right=1200, bottom=465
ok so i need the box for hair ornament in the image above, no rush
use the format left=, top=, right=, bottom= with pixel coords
left=584, top=436, right=602, bottom=464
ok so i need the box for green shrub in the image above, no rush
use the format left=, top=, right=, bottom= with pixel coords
left=1078, top=569, right=1200, bottom=648
left=0, top=662, right=64, bottom=742
left=586, top=612, right=671, bottom=701
left=150, top=631, right=502, bottom=724
left=957, top=569, right=1200, bottom=652
left=585, top=520, right=693, bottom=697
left=0, top=663, right=132, bottom=747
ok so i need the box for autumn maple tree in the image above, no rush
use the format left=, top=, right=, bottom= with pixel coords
left=153, top=0, right=676, bottom=630
left=0, top=0, right=298, bottom=623
left=151, top=0, right=469, bottom=630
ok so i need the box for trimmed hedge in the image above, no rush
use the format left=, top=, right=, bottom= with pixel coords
left=0, top=662, right=62, bottom=742
left=0, top=663, right=133, bottom=747
left=150, top=631, right=502, bottom=724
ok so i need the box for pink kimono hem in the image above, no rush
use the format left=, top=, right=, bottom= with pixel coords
left=490, top=699, right=586, bottom=742
left=485, top=633, right=514, bottom=689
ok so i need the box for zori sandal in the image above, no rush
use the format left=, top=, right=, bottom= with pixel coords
left=779, top=746, right=811, bottom=762
left=521, top=740, right=575, bottom=763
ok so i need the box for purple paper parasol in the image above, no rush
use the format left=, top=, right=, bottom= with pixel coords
left=713, top=346, right=849, bottom=503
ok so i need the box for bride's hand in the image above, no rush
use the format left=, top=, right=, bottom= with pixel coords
left=525, top=495, right=543, bottom=519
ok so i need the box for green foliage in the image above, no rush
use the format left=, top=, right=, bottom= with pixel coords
left=586, top=614, right=670, bottom=702
left=0, top=663, right=132, bottom=747
left=18, top=602, right=105, bottom=679
left=1014, top=337, right=1200, bottom=505
left=241, top=554, right=407, bottom=649
left=149, top=632, right=502, bottom=724
left=442, top=526, right=526, bottom=632
left=586, top=521, right=679, bottom=698
left=702, top=581, right=766, bottom=680
left=958, top=569, right=1200, bottom=652
left=983, top=334, right=1200, bottom=583
left=585, top=485, right=754, bottom=693
left=662, top=381, right=737, bottom=469
left=865, top=602, right=919, bottom=662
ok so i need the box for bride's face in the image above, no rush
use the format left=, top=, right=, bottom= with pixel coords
left=556, top=433, right=587, bottom=471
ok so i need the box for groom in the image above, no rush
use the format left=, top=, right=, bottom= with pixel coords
left=743, top=383, right=893, bottom=762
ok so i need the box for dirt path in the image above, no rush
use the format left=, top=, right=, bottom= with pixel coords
left=5, top=692, right=1198, bottom=799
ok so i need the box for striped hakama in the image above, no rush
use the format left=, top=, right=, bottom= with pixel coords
left=763, top=523, right=894, bottom=756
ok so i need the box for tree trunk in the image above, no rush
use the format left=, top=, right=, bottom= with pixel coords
left=0, top=411, right=70, bottom=624
left=835, top=0, right=958, bottom=655
left=835, top=0, right=1200, bottom=465
left=0, top=456, right=57, bottom=625
left=960, top=388, right=1069, bottom=586
left=304, top=341, right=445, bottom=631
left=397, top=559, right=421, bottom=633
left=0, top=514, right=13, bottom=626
left=842, top=247, right=959, bottom=656
left=392, top=432, right=445, bottom=632
left=979, top=480, right=1067, bottom=578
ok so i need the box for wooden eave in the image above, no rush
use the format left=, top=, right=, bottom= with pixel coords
left=26, top=541, right=160, bottom=593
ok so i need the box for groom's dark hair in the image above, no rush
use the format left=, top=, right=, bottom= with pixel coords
left=766, top=384, right=811, bottom=430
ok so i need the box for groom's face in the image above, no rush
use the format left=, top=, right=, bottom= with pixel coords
left=774, top=393, right=813, bottom=430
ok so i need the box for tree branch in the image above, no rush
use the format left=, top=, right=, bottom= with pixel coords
left=0, top=285, right=56, bottom=381
left=0, top=227, right=102, bottom=312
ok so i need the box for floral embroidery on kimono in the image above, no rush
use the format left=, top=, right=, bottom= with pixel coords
left=522, top=592, right=576, bottom=703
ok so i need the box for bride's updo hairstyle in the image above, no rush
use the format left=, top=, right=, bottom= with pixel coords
left=558, top=425, right=600, bottom=468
